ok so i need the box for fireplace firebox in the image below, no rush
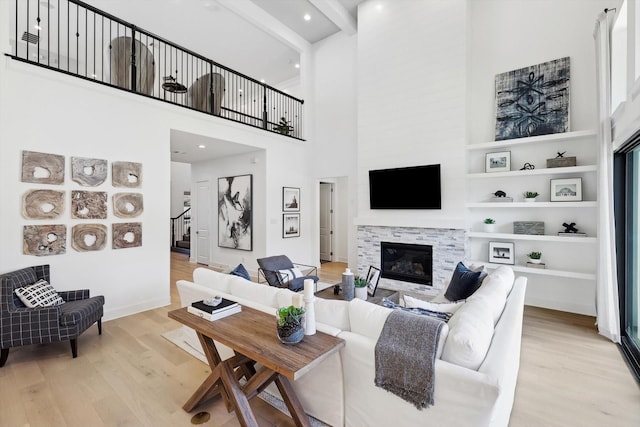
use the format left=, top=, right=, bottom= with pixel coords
left=381, top=242, right=433, bottom=286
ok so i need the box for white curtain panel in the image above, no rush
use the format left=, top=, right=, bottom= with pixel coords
left=594, top=11, right=621, bottom=343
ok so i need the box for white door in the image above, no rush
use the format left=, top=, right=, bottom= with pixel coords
left=196, top=180, right=210, bottom=265
left=319, top=182, right=333, bottom=262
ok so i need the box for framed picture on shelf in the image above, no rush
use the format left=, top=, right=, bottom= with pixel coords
left=489, top=241, right=515, bottom=265
left=485, top=151, right=511, bottom=173
left=366, top=266, right=381, bottom=297
left=550, top=178, right=582, bottom=202
left=283, top=213, right=300, bottom=238
left=283, top=187, right=300, bottom=212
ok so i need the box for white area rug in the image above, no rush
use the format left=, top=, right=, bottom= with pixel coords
left=161, top=327, right=329, bottom=427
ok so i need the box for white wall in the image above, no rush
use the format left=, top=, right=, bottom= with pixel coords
left=171, top=162, right=191, bottom=217
left=311, top=31, right=358, bottom=266
left=356, top=0, right=468, bottom=229
left=0, top=62, right=171, bottom=320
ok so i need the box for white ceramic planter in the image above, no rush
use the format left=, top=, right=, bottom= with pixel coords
left=483, top=223, right=497, bottom=233
left=355, top=286, right=368, bottom=300
left=528, top=258, right=542, bottom=264
left=524, top=198, right=537, bottom=203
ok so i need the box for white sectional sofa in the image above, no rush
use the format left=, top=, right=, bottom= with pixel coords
left=175, top=266, right=527, bottom=427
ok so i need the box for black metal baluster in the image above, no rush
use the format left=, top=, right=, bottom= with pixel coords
left=75, top=2, right=78, bottom=74
left=130, top=26, right=136, bottom=92
left=47, top=0, right=50, bottom=66
left=26, top=0, right=29, bottom=60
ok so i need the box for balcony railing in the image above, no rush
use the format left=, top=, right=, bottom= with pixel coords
left=8, top=0, right=304, bottom=140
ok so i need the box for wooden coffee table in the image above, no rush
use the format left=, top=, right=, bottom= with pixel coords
left=168, top=306, right=344, bottom=427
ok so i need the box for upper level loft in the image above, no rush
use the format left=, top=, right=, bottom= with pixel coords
left=6, top=0, right=305, bottom=140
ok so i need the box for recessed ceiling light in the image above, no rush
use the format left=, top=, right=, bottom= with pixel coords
left=303, top=13, right=311, bottom=21
left=294, top=63, right=300, bottom=69
left=376, top=4, right=384, bottom=11
left=198, top=144, right=206, bottom=149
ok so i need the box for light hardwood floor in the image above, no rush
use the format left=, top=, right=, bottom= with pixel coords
left=1, top=252, right=638, bottom=426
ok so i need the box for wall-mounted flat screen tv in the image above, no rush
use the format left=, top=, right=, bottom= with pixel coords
left=369, top=164, right=441, bottom=209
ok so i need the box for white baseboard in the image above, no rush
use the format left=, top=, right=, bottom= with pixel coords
left=103, top=296, right=171, bottom=321
left=525, top=297, right=596, bottom=317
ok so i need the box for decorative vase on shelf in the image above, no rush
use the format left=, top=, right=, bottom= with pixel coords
left=522, top=192, right=539, bottom=202
left=524, top=198, right=536, bottom=203
left=528, top=258, right=542, bottom=264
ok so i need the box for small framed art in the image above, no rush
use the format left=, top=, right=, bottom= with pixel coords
left=485, top=151, right=511, bottom=173
left=283, top=187, right=300, bottom=212
left=489, top=241, right=515, bottom=265
left=283, top=213, right=300, bottom=238
left=550, top=178, right=582, bottom=202
left=366, top=266, right=381, bottom=297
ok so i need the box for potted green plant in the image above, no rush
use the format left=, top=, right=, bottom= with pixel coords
left=527, top=251, right=542, bottom=264
left=354, top=276, right=368, bottom=300
left=273, top=117, right=294, bottom=135
left=523, top=191, right=539, bottom=202
left=483, top=218, right=496, bottom=233
left=276, top=305, right=305, bottom=344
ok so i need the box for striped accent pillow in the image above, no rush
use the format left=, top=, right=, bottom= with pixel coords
left=14, top=279, right=65, bottom=307
left=277, top=268, right=303, bottom=284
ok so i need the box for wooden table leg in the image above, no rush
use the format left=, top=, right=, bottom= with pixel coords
left=182, top=332, right=230, bottom=412
left=275, top=374, right=312, bottom=427
left=183, top=363, right=222, bottom=412
left=220, top=360, right=259, bottom=427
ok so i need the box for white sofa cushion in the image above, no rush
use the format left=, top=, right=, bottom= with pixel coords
left=228, top=276, right=282, bottom=308
left=468, top=266, right=515, bottom=325
left=193, top=268, right=233, bottom=293
left=315, top=298, right=351, bottom=331
left=441, top=296, right=495, bottom=370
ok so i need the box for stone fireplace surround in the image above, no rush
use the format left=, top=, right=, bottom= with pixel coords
left=357, top=225, right=468, bottom=297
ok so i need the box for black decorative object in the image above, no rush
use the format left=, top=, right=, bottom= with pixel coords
left=562, top=222, right=579, bottom=233
left=494, top=190, right=507, bottom=197
left=520, top=163, right=535, bottom=170
left=491, top=189, right=513, bottom=203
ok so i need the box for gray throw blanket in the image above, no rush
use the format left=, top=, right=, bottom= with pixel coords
left=374, top=309, right=444, bottom=409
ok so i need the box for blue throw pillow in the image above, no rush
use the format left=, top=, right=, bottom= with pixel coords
left=444, top=262, right=483, bottom=301
left=230, top=263, right=251, bottom=281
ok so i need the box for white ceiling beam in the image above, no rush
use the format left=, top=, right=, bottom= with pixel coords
left=309, top=0, right=357, bottom=35
left=216, top=0, right=311, bottom=53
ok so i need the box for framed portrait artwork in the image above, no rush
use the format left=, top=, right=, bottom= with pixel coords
left=283, top=213, right=300, bottom=238
left=485, top=151, right=511, bottom=173
left=283, top=187, right=300, bottom=212
left=550, top=178, right=582, bottom=202
left=489, top=241, right=515, bottom=265
left=366, top=266, right=381, bottom=297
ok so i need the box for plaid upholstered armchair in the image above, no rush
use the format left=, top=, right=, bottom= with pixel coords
left=0, top=264, right=105, bottom=367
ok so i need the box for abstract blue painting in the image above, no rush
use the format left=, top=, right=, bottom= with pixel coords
left=495, top=57, right=570, bottom=141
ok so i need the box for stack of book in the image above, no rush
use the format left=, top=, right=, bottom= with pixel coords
left=188, top=298, right=241, bottom=321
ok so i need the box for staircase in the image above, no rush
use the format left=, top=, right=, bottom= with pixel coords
left=171, top=208, right=191, bottom=255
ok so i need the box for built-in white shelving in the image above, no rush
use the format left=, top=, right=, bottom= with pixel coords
left=467, top=260, right=596, bottom=281
left=465, top=129, right=597, bottom=151
left=466, top=129, right=599, bottom=313
left=467, top=231, right=597, bottom=243
left=466, top=164, right=597, bottom=179
left=466, top=201, right=598, bottom=208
